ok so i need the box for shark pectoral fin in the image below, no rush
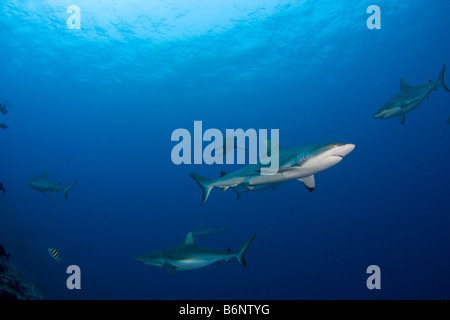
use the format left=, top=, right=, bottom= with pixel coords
left=220, top=186, right=229, bottom=192
left=398, top=114, right=406, bottom=125
left=163, top=263, right=177, bottom=275
left=298, top=175, right=315, bottom=192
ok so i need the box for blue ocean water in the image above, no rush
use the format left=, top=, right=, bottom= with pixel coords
left=1, top=0, right=450, bottom=300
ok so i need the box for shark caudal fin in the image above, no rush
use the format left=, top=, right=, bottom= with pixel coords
left=189, top=173, right=213, bottom=206
left=236, top=232, right=256, bottom=267
left=437, top=64, right=450, bottom=92
left=63, top=178, right=79, bottom=201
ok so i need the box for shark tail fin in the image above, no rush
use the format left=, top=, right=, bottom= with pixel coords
left=64, top=178, right=79, bottom=201
left=189, top=173, right=213, bottom=206
left=437, top=64, right=450, bottom=92
left=236, top=232, right=256, bottom=267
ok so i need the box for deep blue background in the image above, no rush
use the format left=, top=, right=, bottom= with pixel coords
left=1, top=0, right=450, bottom=300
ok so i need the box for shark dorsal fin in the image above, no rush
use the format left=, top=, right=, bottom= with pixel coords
left=220, top=171, right=227, bottom=177
left=400, top=78, right=410, bottom=91
left=182, top=232, right=196, bottom=246
left=41, top=169, right=48, bottom=177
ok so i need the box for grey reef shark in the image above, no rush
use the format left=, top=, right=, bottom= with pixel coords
left=373, top=64, right=450, bottom=124
left=27, top=170, right=78, bottom=201
left=190, top=142, right=355, bottom=205
left=136, top=232, right=256, bottom=274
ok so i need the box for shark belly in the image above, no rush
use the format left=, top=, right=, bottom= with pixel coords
left=171, top=258, right=216, bottom=270
left=171, top=252, right=234, bottom=270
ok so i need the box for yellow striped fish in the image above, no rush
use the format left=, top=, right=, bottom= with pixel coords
left=48, top=248, right=61, bottom=262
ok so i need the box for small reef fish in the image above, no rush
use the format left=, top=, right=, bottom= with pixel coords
left=0, top=182, right=5, bottom=194
left=0, top=124, right=7, bottom=129
left=48, top=248, right=61, bottom=262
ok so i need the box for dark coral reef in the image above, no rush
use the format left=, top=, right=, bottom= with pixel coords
left=0, top=256, right=43, bottom=300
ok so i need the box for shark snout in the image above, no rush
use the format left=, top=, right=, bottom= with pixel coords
left=373, top=112, right=384, bottom=119
left=333, top=143, right=355, bottom=158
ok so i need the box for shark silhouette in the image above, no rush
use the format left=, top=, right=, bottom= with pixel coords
left=136, top=232, right=256, bottom=274
left=374, top=64, right=450, bottom=124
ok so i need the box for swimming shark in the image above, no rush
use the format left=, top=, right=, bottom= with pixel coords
left=190, top=142, right=355, bottom=205
left=136, top=232, right=256, bottom=274
left=373, top=64, right=450, bottom=124
left=27, top=170, right=78, bottom=201
left=192, top=223, right=227, bottom=237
